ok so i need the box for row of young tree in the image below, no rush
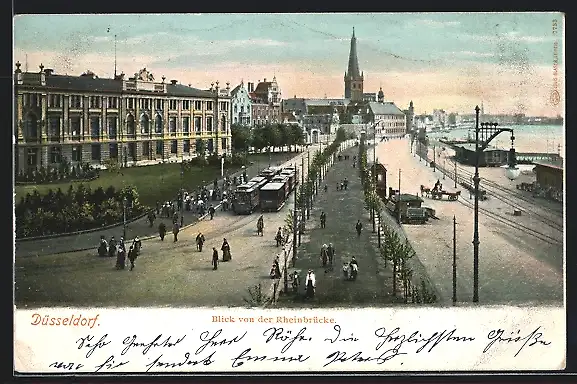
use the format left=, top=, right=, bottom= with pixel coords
left=15, top=184, right=146, bottom=238
left=231, top=123, right=307, bottom=154
left=16, top=157, right=99, bottom=184
left=358, top=137, right=437, bottom=304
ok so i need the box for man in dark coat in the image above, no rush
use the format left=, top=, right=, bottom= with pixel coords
left=212, top=247, right=219, bottom=270
left=320, top=211, right=326, bottom=229
left=208, top=204, right=216, bottom=220
left=158, top=222, right=166, bottom=241
left=327, top=243, right=335, bottom=265
left=173, top=222, right=180, bottom=242
left=356, top=220, right=363, bottom=238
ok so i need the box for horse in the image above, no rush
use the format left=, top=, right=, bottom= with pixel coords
left=420, top=185, right=431, bottom=197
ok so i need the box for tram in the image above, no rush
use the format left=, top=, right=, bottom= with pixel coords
left=260, top=182, right=288, bottom=212
left=232, top=182, right=261, bottom=214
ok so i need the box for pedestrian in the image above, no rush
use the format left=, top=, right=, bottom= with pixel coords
left=212, top=247, right=219, bottom=270
left=156, top=200, right=160, bottom=215
left=320, top=211, right=326, bottom=229
left=173, top=222, right=180, bottom=242
left=158, top=222, right=166, bottom=241
left=356, top=220, right=363, bottom=238
left=127, top=245, right=137, bottom=271
left=275, top=227, right=283, bottom=247
left=328, top=243, right=335, bottom=264
left=208, top=204, right=216, bottom=220
left=221, top=238, right=231, bottom=261
left=196, top=232, right=205, bottom=252
left=320, top=244, right=328, bottom=267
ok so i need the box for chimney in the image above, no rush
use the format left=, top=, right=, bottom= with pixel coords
left=171, top=80, right=177, bottom=85
left=44, top=68, right=54, bottom=76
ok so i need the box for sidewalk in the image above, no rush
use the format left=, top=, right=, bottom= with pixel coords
left=280, top=145, right=395, bottom=307
left=15, top=148, right=316, bottom=257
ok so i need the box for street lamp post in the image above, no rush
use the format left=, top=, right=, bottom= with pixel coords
left=433, top=145, right=436, bottom=172
left=372, top=123, right=377, bottom=233
left=443, top=157, right=446, bottom=180
left=454, top=159, right=458, bottom=188
left=180, top=158, right=184, bottom=228
left=307, top=150, right=311, bottom=219
left=453, top=215, right=457, bottom=305
left=292, top=162, right=298, bottom=267
left=397, top=169, right=402, bottom=224
left=472, top=106, right=516, bottom=303
left=122, top=196, right=127, bottom=239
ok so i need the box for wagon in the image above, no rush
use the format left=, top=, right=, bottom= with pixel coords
left=430, top=190, right=461, bottom=201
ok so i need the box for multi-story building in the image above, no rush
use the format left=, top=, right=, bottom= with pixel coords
left=247, top=78, right=282, bottom=126
left=14, top=63, right=231, bottom=173
left=432, top=108, right=447, bottom=128
left=366, top=101, right=406, bottom=137
left=402, top=101, right=415, bottom=133
left=230, top=80, right=252, bottom=126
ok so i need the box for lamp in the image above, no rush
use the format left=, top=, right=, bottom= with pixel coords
left=505, top=135, right=519, bottom=180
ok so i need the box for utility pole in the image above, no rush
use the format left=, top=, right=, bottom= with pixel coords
left=307, top=150, right=311, bottom=219
left=292, top=162, right=298, bottom=268
left=454, top=159, right=457, bottom=188
left=453, top=215, right=457, bottom=305
left=397, top=169, right=402, bottom=224
left=300, top=156, right=304, bottom=246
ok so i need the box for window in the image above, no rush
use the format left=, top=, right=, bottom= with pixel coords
left=126, top=114, right=135, bottom=137
left=140, top=114, right=150, bottom=134
left=109, top=143, right=118, bottom=159
left=143, top=141, right=150, bottom=156
left=91, top=144, right=101, bottom=161
left=169, top=100, right=177, bottom=110
left=155, top=114, right=163, bottom=134
left=71, top=146, right=82, bottom=162
left=107, top=97, right=118, bottom=109
left=206, top=116, right=213, bottom=132
left=27, top=148, right=38, bottom=166
left=182, top=117, right=190, bottom=134
left=183, top=139, right=190, bottom=153
left=107, top=117, right=117, bottom=140
left=50, top=146, right=62, bottom=163
left=220, top=101, right=228, bottom=111
left=207, top=138, right=214, bottom=153
left=194, top=100, right=202, bottom=110
left=128, top=143, right=136, bottom=159
left=156, top=140, right=163, bottom=155
left=89, top=96, right=101, bottom=108
left=70, top=116, right=81, bottom=138
left=195, top=139, right=203, bottom=153
left=139, top=98, right=151, bottom=110
left=221, top=116, right=226, bottom=132
left=206, top=101, right=213, bottom=111
left=182, top=100, right=190, bottom=110
left=27, top=93, right=39, bottom=107
left=194, top=116, right=202, bottom=134
left=221, top=138, right=227, bottom=150
left=90, top=116, right=100, bottom=139
left=48, top=94, right=61, bottom=108
left=48, top=116, right=60, bottom=140
left=171, top=140, right=178, bottom=154
left=169, top=117, right=177, bottom=136
left=70, top=95, right=82, bottom=108
left=155, top=99, right=163, bottom=110
left=127, top=98, right=134, bottom=109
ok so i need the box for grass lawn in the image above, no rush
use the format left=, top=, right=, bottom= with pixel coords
left=14, top=152, right=296, bottom=208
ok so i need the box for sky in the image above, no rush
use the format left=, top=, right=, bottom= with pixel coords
left=13, top=12, right=565, bottom=117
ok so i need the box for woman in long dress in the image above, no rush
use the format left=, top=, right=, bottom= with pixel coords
left=305, top=269, right=316, bottom=298
left=221, top=238, right=231, bottom=261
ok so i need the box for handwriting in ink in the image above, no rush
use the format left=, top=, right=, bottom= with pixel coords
left=324, top=324, right=359, bottom=344
left=121, top=334, right=186, bottom=356
left=324, top=348, right=406, bottom=367
left=231, top=348, right=310, bottom=368
left=48, top=361, right=84, bottom=371
left=196, top=329, right=247, bottom=355
left=262, top=327, right=312, bottom=353
left=145, top=351, right=215, bottom=372
left=483, top=327, right=552, bottom=357
left=374, top=327, right=475, bottom=353
left=75, top=334, right=111, bottom=358
left=94, top=355, right=130, bottom=372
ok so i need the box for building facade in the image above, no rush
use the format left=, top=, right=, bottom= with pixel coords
left=344, top=28, right=364, bottom=101
left=366, top=101, right=406, bottom=137
left=14, top=63, right=231, bottom=173
left=248, top=77, right=282, bottom=126
left=230, top=81, right=252, bottom=126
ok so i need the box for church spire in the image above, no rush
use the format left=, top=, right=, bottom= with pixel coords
left=347, top=27, right=361, bottom=78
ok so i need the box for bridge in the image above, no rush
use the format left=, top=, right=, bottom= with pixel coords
left=515, top=152, right=562, bottom=163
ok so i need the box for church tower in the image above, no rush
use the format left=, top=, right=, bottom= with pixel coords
left=344, top=27, right=363, bottom=101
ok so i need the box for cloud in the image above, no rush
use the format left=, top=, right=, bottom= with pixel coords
left=412, top=19, right=461, bottom=28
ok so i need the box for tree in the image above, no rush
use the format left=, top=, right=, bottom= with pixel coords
left=262, top=123, right=281, bottom=152
left=448, top=113, right=457, bottom=126
left=195, top=139, right=207, bottom=159
left=276, top=123, right=289, bottom=151
left=231, top=123, right=251, bottom=153
left=288, top=125, right=305, bottom=152
left=251, top=125, right=266, bottom=153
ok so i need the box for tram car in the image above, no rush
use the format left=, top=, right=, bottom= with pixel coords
left=248, top=176, right=269, bottom=190
left=232, top=182, right=261, bottom=214
left=271, top=175, right=290, bottom=200
left=279, top=168, right=297, bottom=192
left=259, top=182, right=288, bottom=212
left=258, top=167, right=283, bottom=181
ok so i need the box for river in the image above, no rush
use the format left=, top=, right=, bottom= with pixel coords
left=426, top=125, right=565, bottom=155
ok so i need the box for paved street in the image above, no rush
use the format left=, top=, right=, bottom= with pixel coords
left=372, top=137, right=563, bottom=305
left=15, top=142, right=355, bottom=307
left=15, top=149, right=309, bottom=257
left=280, top=145, right=395, bottom=307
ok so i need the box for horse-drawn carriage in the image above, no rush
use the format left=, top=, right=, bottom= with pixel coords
left=420, top=185, right=461, bottom=201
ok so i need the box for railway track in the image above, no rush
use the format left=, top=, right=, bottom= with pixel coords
left=431, top=157, right=564, bottom=233
left=457, top=195, right=563, bottom=247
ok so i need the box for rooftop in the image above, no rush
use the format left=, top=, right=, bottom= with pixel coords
left=454, top=143, right=506, bottom=152
left=533, top=160, right=564, bottom=171
left=368, top=101, right=405, bottom=116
